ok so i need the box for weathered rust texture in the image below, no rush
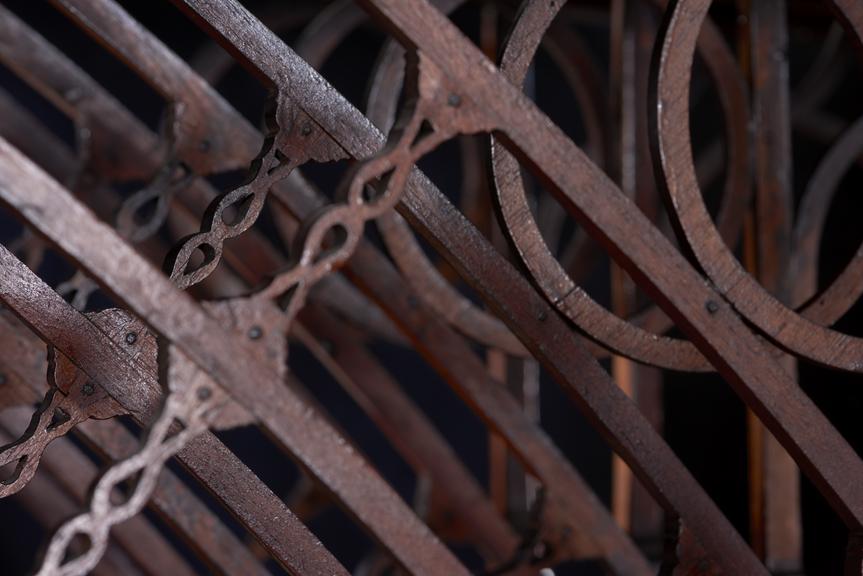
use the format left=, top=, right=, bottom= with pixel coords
left=0, top=0, right=862, bottom=573
left=0, top=122, right=468, bottom=575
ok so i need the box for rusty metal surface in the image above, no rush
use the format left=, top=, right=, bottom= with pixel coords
left=0, top=0, right=862, bottom=574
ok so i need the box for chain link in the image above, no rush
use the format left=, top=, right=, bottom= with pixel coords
left=33, top=50, right=484, bottom=576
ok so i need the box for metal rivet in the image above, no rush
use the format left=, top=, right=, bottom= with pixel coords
left=532, top=541, right=548, bottom=559
left=125, top=332, right=138, bottom=345
left=705, top=300, right=720, bottom=314
left=197, top=387, right=212, bottom=401
left=82, top=382, right=95, bottom=396
left=248, top=326, right=263, bottom=340
left=537, top=309, right=548, bottom=322
left=447, top=93, right=461, bottom=107
left=65, top=88, right=82, bottom=103
left=301, top=123, right=313, bottom=136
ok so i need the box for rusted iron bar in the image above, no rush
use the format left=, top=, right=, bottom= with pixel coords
left=167, top=1, right=768, bottom=572
left=358, top=0, right=863, bottom=556
left=1, top=0, right=861, bottom=572
left=0, top=410, right=199, bottom=576
left=0, top=59, right=508, bottom=568
left=0, top=4, right=400, bottom=343
left=0, top=138, right=469, bottom=575
left=0, top=272, right=344, bottom=576
left=26, top=0, right=647, bottom=568
left=747, top=0, right=802, bottom=568
left=0, top=314, right=269, bottom=576
left=279, top=160, right=647, bottom=570
left=295, top=305, right=522, bottom=563
left=9, top=466, right=146, bottom=576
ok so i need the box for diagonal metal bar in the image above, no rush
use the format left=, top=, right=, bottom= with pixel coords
left=9, top=1, right=649, bottom=568
left=166, top=1, right=772, bottom=572
left=0, top=136, right=469, bottom=576
left=0, top=311, right=270, bottom=576
left=166, top=0, right=863, bottom=572
left=0, top=410, right=200, bottom=576
left=0, top=271, right=344, bottom=576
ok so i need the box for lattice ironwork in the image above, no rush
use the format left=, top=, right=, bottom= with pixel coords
left=0, top=0, right=861, bottom=574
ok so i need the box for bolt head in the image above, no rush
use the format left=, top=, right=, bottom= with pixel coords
left=532, top=541, right=548, bottom=559
left=125, top=332, right=138, bottom=345
left=248, top=326, right=263, bottom=340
